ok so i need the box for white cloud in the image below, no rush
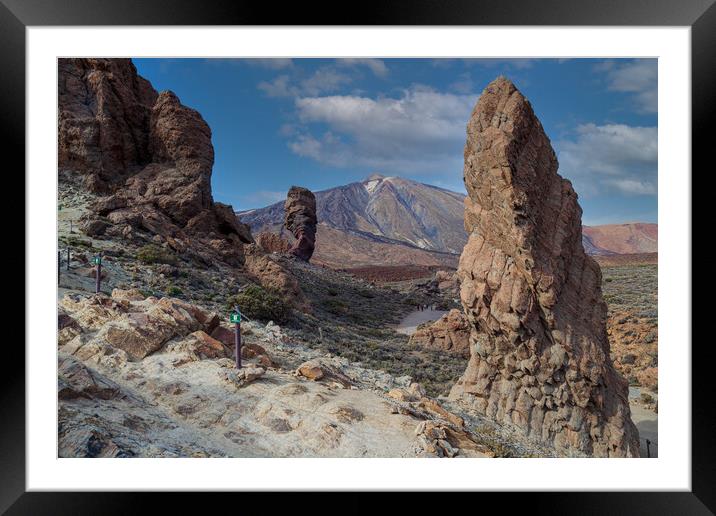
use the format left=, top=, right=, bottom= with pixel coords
left=336, top=58, right=389, bottom=77
left=607, top=179, right=657, bottom=196
left=257, top=75, right=293, bottom=97
left=257, top=67, right=353, bottom=98
left=557, top=123, right=657, bottom=197
left=288, top=86, right=477, bottom=173
left=597, top=59, right=657, bottom=113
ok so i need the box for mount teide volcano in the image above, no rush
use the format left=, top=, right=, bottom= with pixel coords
left=239, top=174, right=467, bottom=268
left=238, top=174, right=657, bottom=268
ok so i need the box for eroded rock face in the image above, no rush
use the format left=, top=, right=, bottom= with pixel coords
left=449, top=77, right=639, bottom=457
left=255, top=232, right=291, bottom=254
left=284, top=186, right=317, bottom=262
left=59, top=58, right=253, bottom=265
left=408, top=309, right=471, bottom=358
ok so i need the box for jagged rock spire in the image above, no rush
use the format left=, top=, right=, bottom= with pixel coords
left=449, top=77, right=639, bottom=457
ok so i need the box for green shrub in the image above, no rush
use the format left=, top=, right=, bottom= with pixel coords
left=167, top=285, right=183, bottom=297
left=137, top=244, right=176, bottom=265
left=640, top=392, right=655, bottom=404
left=228, top=285, right=289, bottom=323
left=323, top=298, right=348, bottom=315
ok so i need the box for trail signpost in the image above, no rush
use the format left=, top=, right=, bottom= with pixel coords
left=231, top=307, right=242, bottom=368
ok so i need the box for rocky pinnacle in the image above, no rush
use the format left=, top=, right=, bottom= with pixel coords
left=284, top=186, right=317, bottom=262
left=449, top=77, right=639, bottom=457
left=58, top=58, right=254, bottom=266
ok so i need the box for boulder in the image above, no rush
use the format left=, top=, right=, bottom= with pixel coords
left=295, top=359, right=353, bottom=387
left=408, top=309, right=471, bottom=357
left=189, top=330, right=229, bottom=359
left=210, top=326, right=235, bottom=347
left=448, top=77, right=639, bottom=457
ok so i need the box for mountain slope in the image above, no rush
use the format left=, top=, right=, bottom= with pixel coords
left=582, top=223, right=658, bottom=255
left=240, top=174, right=467, bottom=254
left=238, top=175, right=657, bottom=267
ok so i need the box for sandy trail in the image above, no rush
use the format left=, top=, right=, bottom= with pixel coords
left=628, top=387, right=658, bottom=457
left=395, top=308, right=448, bottom=336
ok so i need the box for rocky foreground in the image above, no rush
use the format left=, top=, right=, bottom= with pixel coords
left=58, top=288, right=556, bottom=458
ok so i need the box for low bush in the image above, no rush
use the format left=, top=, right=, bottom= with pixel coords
left=227, top=285, right=289, bottom=323
left=137, top=244, right=176, bottom=265
left=167, top=285, right=183, bottom=297
left=640, top=392, right=655, bottom=404
left=323, top=298, right=349, bottom=315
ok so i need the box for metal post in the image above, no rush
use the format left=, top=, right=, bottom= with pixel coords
left=646, top=439, right=651, bottom=458
left=234, top=305, right=242, bottom=369
left=95, top=253, right=102, bottom=294
left=66, top=247, right=70, bottom=270
left=58, top=251, right=61, bottom=285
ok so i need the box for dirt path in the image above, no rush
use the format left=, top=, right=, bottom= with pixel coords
left=395, top=308, right=448, bottom=336
left=628, top=387, right=658, bottom=457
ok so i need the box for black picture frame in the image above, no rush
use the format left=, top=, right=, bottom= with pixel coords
left=3, top=0, right=708, bottom=512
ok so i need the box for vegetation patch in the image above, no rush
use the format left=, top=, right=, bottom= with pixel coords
left=137, top=244, right=177, bottom=265
left=228, top=285, right=289, bottom=324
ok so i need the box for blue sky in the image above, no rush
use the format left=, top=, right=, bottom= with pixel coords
left=133, top=58, right=657, bottom=226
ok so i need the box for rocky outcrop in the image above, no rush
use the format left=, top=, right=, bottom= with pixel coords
left=59, top=58, right=253, bottom=266
left=255, top=231, right=291, bottom=254
left=284, top=186, right=317, bottom=262
left=449, top=77, right=639, bottom=457
left=408, top=309, right=471, bottom=357
left=57, top=290, right=497, bottom=458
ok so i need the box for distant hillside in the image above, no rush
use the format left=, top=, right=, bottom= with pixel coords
left=582, top=223, right=658, bottom=255
left=238, top=175, right=657, bottom=267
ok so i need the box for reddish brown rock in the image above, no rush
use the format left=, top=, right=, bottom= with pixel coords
left=210, top=326, right=235, bottom=348
left=284, top=186, right=317, bottom=262
left=256, top=232, right=291, bottom=254
left=448, top=77, right=639, bottom=457
left=59, top=58, right=253, bottom=266
left=189, top=331, right=228, bottom=359
left=243, top=247, right=304, bottom=303
left=408, top=309, right=471, bottom=357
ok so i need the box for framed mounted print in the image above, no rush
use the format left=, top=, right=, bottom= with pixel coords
left=4, top=0, right=710, bottom=512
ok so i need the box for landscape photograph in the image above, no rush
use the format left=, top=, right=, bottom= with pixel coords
left=57, top=57, right=658, bottom=459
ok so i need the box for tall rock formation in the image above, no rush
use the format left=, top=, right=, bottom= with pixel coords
left=449, top=77, right=639, bottom=457
left=58, top=58, right=253, bottom=265
left=284, top=186, right=317, bottom=262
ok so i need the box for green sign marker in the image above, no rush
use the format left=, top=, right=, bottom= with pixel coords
left=93, top=257, right=101, bottom=265
left=230, top=312, right=241, bottom=324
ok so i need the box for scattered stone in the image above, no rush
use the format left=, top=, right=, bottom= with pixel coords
left=111, top=288, right=145, bottom=302
left=58, top=354, right=121, bottom=400
left=295, top=359, right=353, bottom=387
left=226, top=366, right=266, bottom=387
